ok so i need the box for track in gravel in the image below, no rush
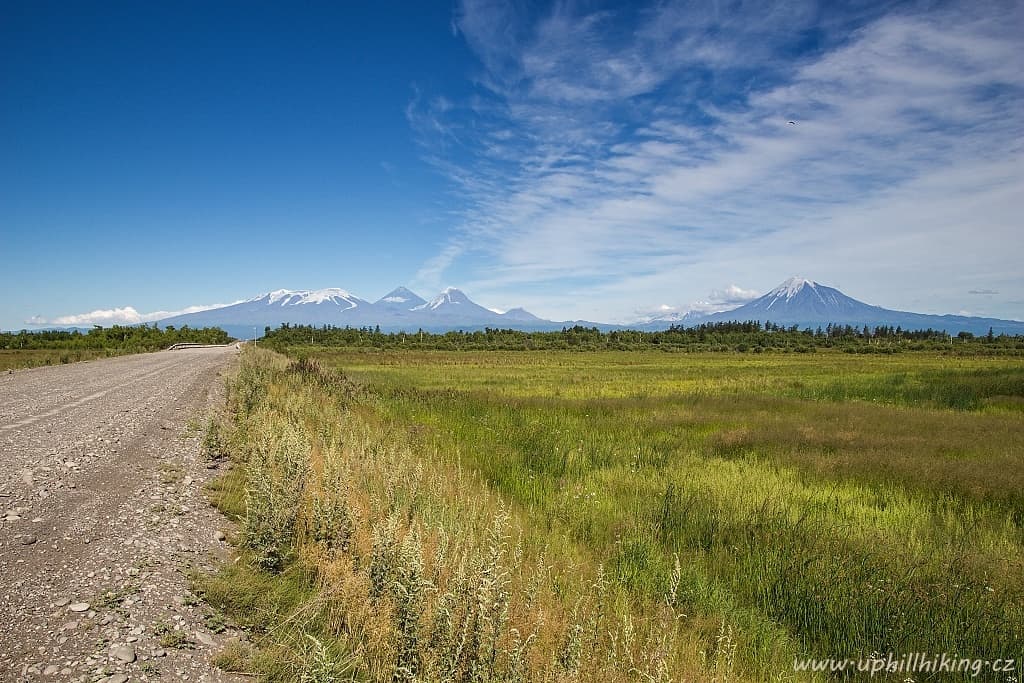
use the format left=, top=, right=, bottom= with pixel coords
left=0, top=347, right=243, bottom=682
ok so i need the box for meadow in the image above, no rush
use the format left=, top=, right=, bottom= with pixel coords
left=201, top=348, right=1024, bottom=681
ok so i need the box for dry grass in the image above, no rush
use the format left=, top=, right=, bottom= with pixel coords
left=199, top=348, right=745, bottom=681
left=198, top=347, right=1024, bottom=682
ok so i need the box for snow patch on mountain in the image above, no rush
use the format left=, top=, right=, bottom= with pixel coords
left=300, top=288, right=359, bottom=305
left=254, top=288, right=360, bottom=308
left=415, top=288, right=469, bottom=311
left=771, top=277, right=815, bottom=299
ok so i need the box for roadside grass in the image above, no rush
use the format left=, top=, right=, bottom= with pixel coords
left=199, top=347, right=1024, bottom=681
left=197, top=348, right=758, bottom=682
left=0, top=348, right=124, bottom=370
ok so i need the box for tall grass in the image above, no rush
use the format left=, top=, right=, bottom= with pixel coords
left=200, top=348, right=754, bottom=681
left=308, top=349, right=1024, bottom=680
left=201, top=348, right=1024, bottom=681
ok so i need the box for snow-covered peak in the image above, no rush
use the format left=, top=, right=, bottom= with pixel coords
left=255, top=288, right=361, bottom=308
left=415, top=288, right=471, bottom=310
left=769, top=277, right=817, bottom=300
left=301, top=288, right=358, bottom=304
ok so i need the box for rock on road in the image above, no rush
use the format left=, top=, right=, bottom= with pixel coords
left=0, top=347, right=243, bottom=682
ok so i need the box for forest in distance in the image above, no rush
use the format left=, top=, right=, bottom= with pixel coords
left=0, top=325, right=233, bottom=370
left=262, top=321, right=1024, bottom=355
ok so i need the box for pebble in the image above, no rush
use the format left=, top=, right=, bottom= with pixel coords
left=111, top=645, right=136, bottom=663
left=5, top=351, right=234, bottom=680
left=194, top=631, right=216, bottom=647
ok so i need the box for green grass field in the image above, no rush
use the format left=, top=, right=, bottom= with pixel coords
left=205, top=348, right=1024, bottom=681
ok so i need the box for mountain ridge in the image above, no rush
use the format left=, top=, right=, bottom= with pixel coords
left=155, top=280, right=1024, bottom=339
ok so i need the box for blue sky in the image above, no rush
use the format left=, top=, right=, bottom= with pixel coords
left=2, top=0, right=1022, bottom=329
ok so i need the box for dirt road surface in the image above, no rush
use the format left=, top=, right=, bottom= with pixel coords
left=0, top=348, right=242, bottom=682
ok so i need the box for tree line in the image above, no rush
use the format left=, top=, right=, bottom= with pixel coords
left=261, top=322, right=1023, bottom=354
left=1, top=324, right=233, bottom=351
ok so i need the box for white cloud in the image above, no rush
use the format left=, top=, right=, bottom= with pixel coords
left=709, top=285, right=760, bottom=305
left=411, top=0, right=1024, bottom=322
left=28, top=302, right=236, bottom=327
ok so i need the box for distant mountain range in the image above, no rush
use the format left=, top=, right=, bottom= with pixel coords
left=153, top=278, right=1024, bottom=339
left=158, top=286, right=603, bottom=339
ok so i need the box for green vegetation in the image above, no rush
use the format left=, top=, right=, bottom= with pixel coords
left=263, top=321, right=1024, bottom=355
left=0, top=324, right=233, bottom=370
left=203, top=347, right=1024, bottom=681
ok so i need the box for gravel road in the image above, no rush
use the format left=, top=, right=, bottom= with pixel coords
left=0, top=347, right=242, bottom=682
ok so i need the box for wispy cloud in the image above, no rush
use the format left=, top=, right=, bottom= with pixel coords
left=413, top=243, right=465, bottom=293
left=409, top=0, right=1024, bottom=322
left=28, top=302, right=237, bottom=327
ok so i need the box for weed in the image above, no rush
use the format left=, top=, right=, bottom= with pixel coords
left=212, top=638, right=254, bottom=673
left=160, top=629, right=194, bottom=649
left=204, top=610, right=228, bottom=634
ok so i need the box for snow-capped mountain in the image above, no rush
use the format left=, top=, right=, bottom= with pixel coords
left=157, top=286, right=565, bottom=338
left=661, top=277, right=1024, bottom=335
left=413, top=287, right=473, bottom=311
left=159, top=288, right=371, bottom=333
left=255, top=288, right=367, bottom=309
left=711, top=277, right=877, bottom=323
left=411, top=288, right=503, bottom=323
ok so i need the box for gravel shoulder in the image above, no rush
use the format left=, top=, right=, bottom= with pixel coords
left=0, top=347, right=243, bottom=682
